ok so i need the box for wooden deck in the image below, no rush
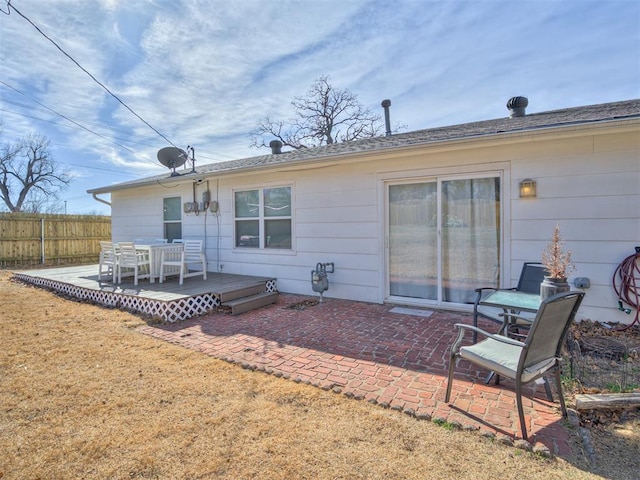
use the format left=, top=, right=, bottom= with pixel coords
left=12, top=265, right=277, bottom=322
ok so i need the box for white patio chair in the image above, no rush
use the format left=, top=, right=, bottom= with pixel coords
left=98, top=241, right=118, bottom=282
left=159, top=240, right=207, bottom=285
left=158, top=244, right=184, bottom=284
left=117, top=242, right=150, bottom=286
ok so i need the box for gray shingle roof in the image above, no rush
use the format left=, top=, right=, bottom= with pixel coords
left=88, top=99, right=640, bottom=194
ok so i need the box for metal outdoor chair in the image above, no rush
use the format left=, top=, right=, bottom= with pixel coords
left=98, top=241, right=118, bottom=282
left=445, top=291, right=584, bottom=440
left=473, top=262, right=548, bottom=338
left=117, top=242, right=150, bottom=286
left=159, top=239, right=207, bottom=285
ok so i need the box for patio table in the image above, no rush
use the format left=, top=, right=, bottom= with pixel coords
left=479, top=290, right=541, bottom=314
left=132, top=243, right=183, bottom=283
left=478, top=290, right=541, bottom=334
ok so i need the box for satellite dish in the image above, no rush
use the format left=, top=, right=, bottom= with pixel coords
left=157, top=147, right=188, bottom=176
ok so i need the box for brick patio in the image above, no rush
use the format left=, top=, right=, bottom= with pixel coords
left=138, top=293, right=574, bottom=455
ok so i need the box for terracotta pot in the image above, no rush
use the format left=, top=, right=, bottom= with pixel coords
left=540, top=276, right=570, bottom=300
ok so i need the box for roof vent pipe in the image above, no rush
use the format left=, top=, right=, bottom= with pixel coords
left=507, top=96, right=528, bottom=118
left=381, top=99, right=392, bottom=136
left=269, top=140, right=283, bottom=154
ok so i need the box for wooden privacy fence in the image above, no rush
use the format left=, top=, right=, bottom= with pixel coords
left=0, top=213, right=111, bottom=267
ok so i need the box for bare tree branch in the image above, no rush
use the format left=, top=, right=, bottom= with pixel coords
left=0, top=132, right=70, bottom=212
left=250, top=76, right=385, bottom=151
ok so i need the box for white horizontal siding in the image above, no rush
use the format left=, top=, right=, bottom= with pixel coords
left=509, top=128, right=639, bottom=324
left=297, top=222, right=378, bottom=239
left=111, top=188, right=167, bottom=241
left=513, top=196, right=638, bottom=220
left=109, top=124, right=639, bottom=324
left=200, top=166, right=384, bottom=301
left=300, top=205, right=378, bottom=223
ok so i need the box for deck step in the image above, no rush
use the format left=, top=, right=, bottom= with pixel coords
left=222, top=291, right=279, bottom=315
left=218, top=284, right=267, bottom=303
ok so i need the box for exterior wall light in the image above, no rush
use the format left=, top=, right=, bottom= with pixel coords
left=519, top=178, right=537, bottom=198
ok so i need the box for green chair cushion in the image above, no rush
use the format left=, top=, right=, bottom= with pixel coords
left=460, top=338, right=557, bottom=383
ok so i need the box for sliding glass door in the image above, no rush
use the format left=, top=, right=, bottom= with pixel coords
left=388, top=181, right=438, bottom=299
left=388, top=175, right=501, bottom=305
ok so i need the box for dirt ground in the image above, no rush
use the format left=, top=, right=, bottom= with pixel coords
left=1, top=270, right=638, bottom=480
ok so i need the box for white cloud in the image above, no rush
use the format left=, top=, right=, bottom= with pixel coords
left=1, top=0, right=638, bottom=214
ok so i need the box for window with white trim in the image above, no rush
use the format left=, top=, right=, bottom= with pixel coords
left=235, top=186, right=292, bottom=249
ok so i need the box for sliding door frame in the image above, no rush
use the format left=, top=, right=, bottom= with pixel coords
left=379, top=162, right=511, bottom=310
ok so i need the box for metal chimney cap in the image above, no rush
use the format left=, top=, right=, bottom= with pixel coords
left=269, top=140, right=283, bottom=154
left=507, top=96, right=528, bottom=109
left=507, top=96, right=528, bottom=117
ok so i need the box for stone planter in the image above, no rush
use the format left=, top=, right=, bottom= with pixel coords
left=540, top=276, right=571, bottom=300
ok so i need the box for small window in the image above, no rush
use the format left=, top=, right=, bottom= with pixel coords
left=235, top=186, right=292, bottom=249
left=163, top=197, right=182, bottom=242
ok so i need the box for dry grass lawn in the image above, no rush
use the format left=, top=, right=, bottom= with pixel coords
left=0, top=270, right=631, bottom=479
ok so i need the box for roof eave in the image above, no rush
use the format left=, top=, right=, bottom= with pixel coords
left=87, top=115, right=640, bottom=195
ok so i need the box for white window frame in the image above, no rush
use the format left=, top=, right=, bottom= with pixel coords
left=233, top=185, right=293, bottom=251
left=163, top=196, right=182, bottom=242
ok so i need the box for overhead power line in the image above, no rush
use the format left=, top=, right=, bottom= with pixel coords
left=4, top=1, right=178, bottom=148
left=0, top=107, right=158, bottom=166
left=67, top=163, right=140, bottom=176
left=0, top=80, right=162, bottom=167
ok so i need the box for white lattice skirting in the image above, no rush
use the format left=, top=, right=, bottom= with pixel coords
left=12, top=274, right=228, bottom=322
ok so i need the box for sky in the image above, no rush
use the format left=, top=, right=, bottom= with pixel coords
left=1, top=0, right=639, bottom=215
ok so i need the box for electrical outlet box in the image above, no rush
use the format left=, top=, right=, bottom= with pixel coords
left=574, top=277, right=591, bottom=289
